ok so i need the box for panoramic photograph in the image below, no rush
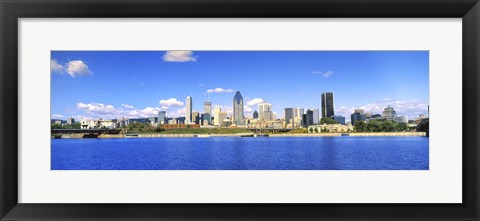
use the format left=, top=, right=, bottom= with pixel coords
left=50, top=51, right=429, bottom=170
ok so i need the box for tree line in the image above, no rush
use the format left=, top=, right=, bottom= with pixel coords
left=354, top=120, right=408, bottom=132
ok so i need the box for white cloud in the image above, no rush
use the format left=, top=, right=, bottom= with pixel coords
left=121, top=104, right=134, bottom=109
left=50, top=59, right=64, bottom=74
left=162, top=51, right=197, bottom=62
left=311, top=70, right=334, bottom=78
left=51, top=114, right=64, bottom=119
left=66, top=60, right=93, bottom=78
left=197, top=83, right=205, bottom=87
left=322, top=71, right=334, bottom=78
left=244, top=105, right=253, bottom=116
left=159, top=98, right=184, bottom=110
left=206, top=88, right=235, bottom=94
left=246, top=98, right=265, bottom=106
left=75, top=102, right=163, bottom=119
left=77, top=102, right=122, bottom=115
left=165, top=107, right=186, bottom=118
left=75, top=102, right=125, bottom=119
left=126, top=107, right=161, bottom=118
left=51, top=59, right=93, bottom=78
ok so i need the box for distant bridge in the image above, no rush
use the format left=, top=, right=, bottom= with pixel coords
left=416, top=118, right=429, bottom=137
left=51, top=129, right=122, bottom=134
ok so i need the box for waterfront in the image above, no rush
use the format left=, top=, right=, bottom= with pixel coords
left=51, top=137, right=429, bottom=170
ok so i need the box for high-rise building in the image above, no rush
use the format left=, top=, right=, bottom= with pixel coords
left=158, top=111, right=166, bottom=124
left=218, top=112, right=228, bottom=127
left=302, top=109, right=314, bottom=126
left=351, top=112, right=366, bottom=125
left=321, top=92, right=335, bottom=118
left=253, top=111, right=259, bottom=119
left=258, top=103, right=272, bottom=121
left=213, top=106, right=222, bottom=126
left=192, top=111, right=200, bottom=124
left=204, top=101, right=212, bottom=115
left=331, top=115, right=346, bottom=125
left=284, top=108, right=294, bottom=125
left=294, top=108, right=304, bottom=128
left=233, top=91, right=244, bottom=125
left=294, top=108, right=304, bottom=119
left=202, top=101, right=212, bottom=123
left=311, top=108, right=319, bottom=124
left=185, top=96, right=193, bottom=124
left=201, top=113, right=211, bottom=125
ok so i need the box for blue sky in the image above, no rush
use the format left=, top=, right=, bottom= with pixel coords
left=51, top=51, right=429, bottom=122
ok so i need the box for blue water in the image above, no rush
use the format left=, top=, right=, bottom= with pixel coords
left=51, top=137, right=429, bottom=170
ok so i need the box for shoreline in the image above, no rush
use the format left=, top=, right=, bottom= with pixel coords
left=55, top=132, right=427, bottom=139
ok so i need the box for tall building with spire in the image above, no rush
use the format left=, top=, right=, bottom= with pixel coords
left=233, top=91, right=244, bottom=125
left=185, top=96, right=192, bottom=124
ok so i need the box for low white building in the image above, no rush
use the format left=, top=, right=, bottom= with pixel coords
left=308, top=124, right=354, bottom=133
left=80, top=119, right=116, bottom=129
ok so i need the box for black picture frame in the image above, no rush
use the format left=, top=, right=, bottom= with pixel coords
left=1, top=0, right=479, bottom=220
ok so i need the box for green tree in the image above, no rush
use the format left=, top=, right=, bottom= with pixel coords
left=381, top=120, right=395, bottom=132
left=396, top=122, right=408, bottom=132
left=51, top=124, right=62, bottom=129
left=367, top=120, right=381, bottom=132
left=308, top=127, right=313, bottom=133
left=354, top=121, right=366, bottom=132
left=320, top=117, right=338, bottom=125
left=313, top=127, right=318, bottom=133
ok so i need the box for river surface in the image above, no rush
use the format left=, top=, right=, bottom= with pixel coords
left=51, top=137, right=429, bottom=170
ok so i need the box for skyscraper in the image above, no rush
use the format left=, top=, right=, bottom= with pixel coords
left=294, top=108, right=304, bottom=128
left=192, top=111, right=200, bottom=124
left=185, top=96, right=192, bottom=124
left=233, top=91, right=244, bottom=125
left=218, top=112, right=228, bottom=126
left=321, top=92, right=335, bottom=118
left=302, top=109, right=314, bottom=126
left=258, top=103, right=272, bottom=121
left=158, top=111, right=166, bottom=124
left=203, top=101, right=212, bottom=123
left=351, top=112, right=366, bottom=126
left=201, top=113, right=211, bottom=125
left=311, top=108, right=319, bottom=124
left=204, top=101, right=212, bottom=115
left=213, top=106, right=222, bottom=126
left=331, top=115, right=346, bottom=125
left=284, top=108, right=294, bottom=125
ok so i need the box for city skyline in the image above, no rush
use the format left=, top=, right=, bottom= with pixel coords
left=51, top=51, right=429, bottom=122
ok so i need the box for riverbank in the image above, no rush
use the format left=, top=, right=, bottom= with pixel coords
left=53, top=132, right=427, bottom=138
